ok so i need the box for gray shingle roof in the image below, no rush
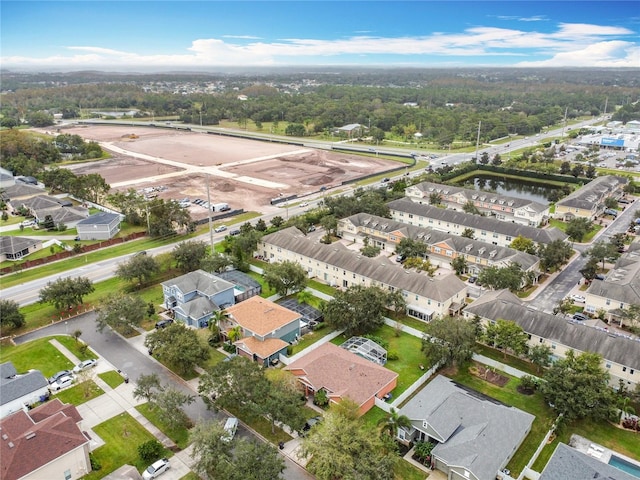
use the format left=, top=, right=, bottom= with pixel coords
left=408, top=181, right=548, bottom=213
left=261, top=227, right=467, bottom=302
left=539, top=443, right=636, bottom=480
left=76, top=212, right=120, bottom=226
left=556, top=175, right=627, bottom=210
left=400, top=375, right=534, bottom=480
left=0, top=362, right=49, bottom=406
left=175, top=296, right=218, bottom=320
left=162, top=269, right=235, bottom=297
left=341, top=213, right=540, bottom=271
left=0, top=236, right=41, bottom=256
left=465, top=290, right=640, bottom=370
left=586, top=244, right=640, bottom=306
left=0, top=183, right=45, bottom=201
left=388, top=198, right=567, bottom=244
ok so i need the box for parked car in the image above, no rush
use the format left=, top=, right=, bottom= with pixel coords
left=301, top=416, right=323, bottom=436
left=572, top=312, right=588, bottom=322
left=214, top=225, right=227, bottom=233
left=134, top=250, right=147, bottom=257
left=307, top=225, right=316, bottom=232
left=300, top=202, right=309, bottom=207
left=48, top=370, right=72, bottom=384
left=570, top=294, right=586, bottom=303
left=381, top=177, right=390, bottom=183
left=21, top=219, right=36, bottom=227
left=619, top=198, right=631, bottom=204
left=395, top=254, right=406, bottom=263
left=468, top=276, right=477, bottom=284
left=51, top=375, right=75, bottom=391
left=229, top=229, right=241, bottom=236
left=142, top=458, right=170, bottom=480
left=594, top=273, right=606, bottom=280
left=155, top=319, right=173, bottom=329
left=222, top=417, right=238, bottom=443
left=73, top=359, right=98, bottom=373
left=604, top=208, right=618, bottom=216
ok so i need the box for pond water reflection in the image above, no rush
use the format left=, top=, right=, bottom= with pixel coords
left=458, top=174, right=559, bottom=204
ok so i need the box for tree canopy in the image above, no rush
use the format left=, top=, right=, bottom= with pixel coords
left=263, top=260, right=308, bottom=296
left=145, top=323, right=210, bottom=375
left=422, top=316, right=477, bottom=367
left=322, top=285, right=392, bottom=336
left=39, top=276, right=94, bottom=310
left=95, top=292, right=146, bottom=335
left=0, top=299, right=25, bottom=334
left=115, top=254, right=160, bottom=287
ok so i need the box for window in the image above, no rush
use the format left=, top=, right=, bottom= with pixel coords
left=409, top=214, right=414, bottom=219
left=506, top=236, right=512, bottom=241
left=623, top=367, right=627, bottom=372
left=64, top=471, right=72, bottom=480
left=631, top=369, right=635, bottom=375
left=481, top=230, right=487, bottom=236
left=606, top=299, right=611, bottom=306
left=446, top=250, right=453, bottom=257
left=606, top=362, right=611, bottom=369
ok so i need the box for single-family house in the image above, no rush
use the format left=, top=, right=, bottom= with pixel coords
left=224, top=296, right=301, bottom=367
left=0, top=398, right=91, bottom=480
left=388, top=198, right=567, bottom=247
left=584, top=241, right=640, bottom=321
left=161, top=269, right=235, bottom=328
left=0, top=236, right=43, bottom=262
left=337, top=213, right=540, bottom=276
left=463, top=289, right=640, bottom=388
left=555, top=175, right=627, bottom=221
left=0, top=183, right=45, bottom=206
left=285, top=342, right=398, bottom=416
left=0, top=362, right=50, bottom=419
left=259, top=227, right=468, bottom=321
left=75, top=212, right=122, bottom=240
left=539, top=443, right=636, bottom=480
left=398, top=375, right=534, bottom=480
left=0, top=166, right=15, bottom=189
left=405, top=181, right=550, bottom=226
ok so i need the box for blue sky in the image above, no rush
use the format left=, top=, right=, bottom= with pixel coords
left=2, top=1, right=639, bottom=70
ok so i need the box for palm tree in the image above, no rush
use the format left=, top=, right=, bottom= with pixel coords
left=208, top=309, right=228, bottom=342
left=228, top=325, right=243, bottom=343
left=377, top=407, right=412, bottom=439
left=297, top=289, right=313, bottom=305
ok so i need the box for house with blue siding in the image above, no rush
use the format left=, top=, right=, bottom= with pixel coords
left=161, top=269, right=235, bottom=328
left=224, top=296, right=301, bottom=367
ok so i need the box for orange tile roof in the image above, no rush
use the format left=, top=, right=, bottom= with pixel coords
left=235, top=336, right=289, bottom=359
left=226, top=296, right=300, bottom=336
left=285, top=343, right=398, bottom=407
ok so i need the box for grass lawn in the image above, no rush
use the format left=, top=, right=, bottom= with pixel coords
left=475, top=343, right=541, bottom=377
left=245, top=270, right=277, bottom=298
left=445, top=364, right=555, bottom=477
left=98, top=370, right=125, bottom=389
left=53, top=379, right=104, bottom=405
left=136, top=402, right=191, bottom=449
left=83, top=412, right=171, bottom=480
left=289, top=325, right=335, bottom=355
left=388, top=313, right=426, bottom=333
left=0, top=337, right=75, bottom=377
left=394, top=458, right=428, bottom=480
left=332, top=324, right=426, bottom=397
left=361, top=405, right=388, bottom=431
left=225, top=405, right=293, bottom=445
left=548, top=219, right=603, bottom=242
left=55, top=336, right=98, bottom=361
left=307, top=279, right=338, bottom=296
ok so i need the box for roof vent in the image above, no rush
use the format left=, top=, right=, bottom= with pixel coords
left=1, top=434, right=8, bottom=440
left=8, top=442, right=14, bottom=448
left=25, top=432, right=36, bottom=440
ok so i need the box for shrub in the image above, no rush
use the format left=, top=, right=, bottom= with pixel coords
left=89, top=453, right=102, bottom=471
left=386, top=350, right=399, bottom=361
left=314, top=389, right=329, bottom=407
left=138, top=439, right=164, bottom=462
left=519, top=375, right=539, bottom=392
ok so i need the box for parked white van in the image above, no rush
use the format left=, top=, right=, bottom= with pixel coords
left=223, top=417, right=238, bottom=442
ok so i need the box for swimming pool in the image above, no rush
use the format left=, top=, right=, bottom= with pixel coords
left=609, top=455, right=640, bottom=478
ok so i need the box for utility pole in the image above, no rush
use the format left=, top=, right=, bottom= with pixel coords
left=561, top=107, right=568, bottom=140
left=206, top=174, right=214, bottom=254
left=475, top=121, right=481, bottom=162
left=145, top=205, right=151, bottom=235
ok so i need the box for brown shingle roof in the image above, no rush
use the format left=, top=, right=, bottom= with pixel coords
left=226, top=296, right=300, bottom=336
left=1, top=400, right=87, bottom=480
left=235, top=336, right=289, bottom=359
left=285, top=343, right=398, bottom=407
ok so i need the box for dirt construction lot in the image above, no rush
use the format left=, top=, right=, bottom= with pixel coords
left=61, top=125, right=399, bottom=217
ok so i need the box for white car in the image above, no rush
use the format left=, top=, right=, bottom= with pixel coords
left=21, top=219, right=36, bottom=227
left=299, top=202, right=309, bottom=207
left=214, top=225, right=227, bottom=233
left=51, top=375, right=75, bottom=391
left=570, top=294, right=586, bottom=303
left=142, top=458, right=170, bottom=480
left=73, top=359, right=98, bottom=373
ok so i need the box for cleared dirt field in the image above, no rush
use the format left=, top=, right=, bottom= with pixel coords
left=57, top=124, right=399, bottom=217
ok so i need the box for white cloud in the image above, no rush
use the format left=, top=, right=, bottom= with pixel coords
left=221, top=35, right=262, bottom=39
left=1, top=22, right=637, bottom=68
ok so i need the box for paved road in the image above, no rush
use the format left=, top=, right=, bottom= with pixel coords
left=13, top=313, right=315, bottom=480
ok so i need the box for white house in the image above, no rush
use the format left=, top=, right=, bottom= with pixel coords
left=0, top=362, right=50, bottom=419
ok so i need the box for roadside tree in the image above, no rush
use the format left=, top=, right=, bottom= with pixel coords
left=39, top=276, right=95, bottom=310
left=527, top=344, right=552, bottom=374
left=152, top=386, right=195, bottom=430
left=144, top=323, right=210, bottom=375
left=133, top=373, right=163, bottom=403
left=0, top=299, right=25, bottom=334
left=510, top=235, right=537, bottom=255
left=95, top=292, right=146, bottom=335
left=172, top=240, right=208, bottom=273
left=579, top=257, right=599, bottom=281
left=584, top=240, right=620, bottom=271
left=538, top=239, right=573, bottom=272
left=115, top=254, right=160, bottom=287
left=566, top=217, right=593, bottom=242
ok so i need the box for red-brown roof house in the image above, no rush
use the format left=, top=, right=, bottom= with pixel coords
left=285, top=342, right=398, bottom=416
left=224, top=296, right=301, bottom=367
left=0, top=399, right=90, bottom=480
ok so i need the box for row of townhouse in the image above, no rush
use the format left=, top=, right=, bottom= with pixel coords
left=388, top=198, right=568, bottom=248
left=464, top=289, right=640, bottom=388
left=337, top=213, right=540, bottom=276
left=555, top=175, right=627, bottom=221
left=405, top=180, right=550, bottom=226
left=259, top=227, right=468, bottom=321
left=584, top=241, right=640, bottom=322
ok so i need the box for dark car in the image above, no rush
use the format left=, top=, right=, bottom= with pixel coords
left=229, top=229, right=241, bottom=236
left=155, top=319, right=173, bottom=329
left=573, top=312, right=588, bottom=322
left=594, top=273, right=605, bottom=280
left=48, top=370, right=72, bottom=384
left=395, top=254, right=406, bottom=263
left=301, top=416, right=323, bottom=436
left=468, top=276, right=477, bottom=284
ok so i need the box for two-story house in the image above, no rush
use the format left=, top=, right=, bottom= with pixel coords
left=1, top=362, right=49, bottom=419
left=161, top=269, right=235, bottom=328
left=464, top=289, right=640, bottom=388
left=405, top=181, right=550, bottom=226
left=259, top=227, right=467, bottom=322
left=75, top=212, right=122, bottom=240
left=224, top=296, right=301, bottom=367
left=388, top=198, right=567, bottom=248
left=555, top=175, right=627, bottom=221
left=337, top=213, right=540, bottom=276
